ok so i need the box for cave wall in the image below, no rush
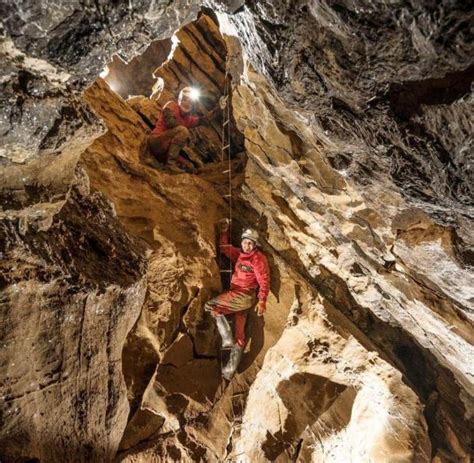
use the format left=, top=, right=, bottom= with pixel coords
left=222, top=1, right=474, bottom=257
left=0, top=168, right=147, bottom=462
left=0, top=3, right=200, bottom=461
left=103, top=39, right=172, bottom=99
left=214, top=6, right=474, bottom=458
left=226, top=51, right=472, bottom=461
left=1, top=1, right=473, bottom=462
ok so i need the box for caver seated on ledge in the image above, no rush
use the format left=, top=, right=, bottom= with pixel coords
left=147, top=86, right=218, bottom=173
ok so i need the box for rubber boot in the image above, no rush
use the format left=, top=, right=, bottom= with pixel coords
left=167, top=142, right=183, bottom=162
left=222, top=344, right=243, bottom=380
left=166, top=160, right=185, bottom=174
left=215, top=315, right=234, bottom=349
left=177, top=156, right=197, bottom=174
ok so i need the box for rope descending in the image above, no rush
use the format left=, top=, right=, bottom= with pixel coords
left=219, top=58, right=233, bottom=278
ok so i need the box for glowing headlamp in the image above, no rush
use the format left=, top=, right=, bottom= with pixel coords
left=189, top=87, right=201, bottom=101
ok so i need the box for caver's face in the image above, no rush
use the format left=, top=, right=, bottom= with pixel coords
left=241, top=238, right=256, bottom=254
left=179, top=95, right=193, bottom=113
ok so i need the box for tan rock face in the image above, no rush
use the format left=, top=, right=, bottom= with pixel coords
left=1, top=5, right=473, bottom=463
left=237, top=320, right=430, bottom=462
left=80, top=68, right=231, bottom=459
left=0, top=171, right=147, bottom=462
left=227, top=50, right=472, bottom=460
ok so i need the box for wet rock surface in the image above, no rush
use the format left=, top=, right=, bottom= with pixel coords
left=1, top=2, right=473, bottom=462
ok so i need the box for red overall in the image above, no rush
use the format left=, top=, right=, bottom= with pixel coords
left=153, top=101, right=199, bottom=133
left=149, top=101, right=201, bottom=163
left=206, top=231, right=270, bottom=346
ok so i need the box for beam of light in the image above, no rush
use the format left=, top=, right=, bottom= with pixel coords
left=166, top=34, right=180, bottom=62
left=108, top=80, right=119, bottom=93
left=99, top=65, right=110, bottom=79
left=189, top=87, right=200, bottom=101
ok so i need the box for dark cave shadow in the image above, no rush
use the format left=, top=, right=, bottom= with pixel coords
left=238, top=308, right=265, bottom=373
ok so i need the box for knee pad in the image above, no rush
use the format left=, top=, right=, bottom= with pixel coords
left=173, top=126, right=190, bottom=143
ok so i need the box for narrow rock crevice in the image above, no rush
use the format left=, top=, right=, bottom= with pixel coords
left=388, top=64, right=474, bottom=120
left=1, top=3, right=473, bottom=463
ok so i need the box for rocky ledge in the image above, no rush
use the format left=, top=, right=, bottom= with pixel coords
left=1, top=2, right=472, bottom=462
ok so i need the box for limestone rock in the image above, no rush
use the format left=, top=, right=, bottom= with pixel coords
left=79, top=72, right=231, bottom=456
left=228, top=49, right=472, bottom=460
left=1, top=3, right=473, bottom=463
left=0, top=170, right=147, bottom=462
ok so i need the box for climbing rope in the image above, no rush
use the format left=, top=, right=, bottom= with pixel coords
left=219, top=59, right=233, bottom=278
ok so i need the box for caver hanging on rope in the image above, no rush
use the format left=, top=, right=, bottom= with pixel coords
left=205, top=220, right=270, bottom=380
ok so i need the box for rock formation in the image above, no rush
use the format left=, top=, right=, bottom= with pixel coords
left=1, top=2, right=472, bottom=462
left=103, top=39, right=172, bottom=100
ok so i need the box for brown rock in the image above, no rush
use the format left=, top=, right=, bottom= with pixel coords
left=1, top=5, right=473, bottom=463
left=0, top=171, right=147, bottom=462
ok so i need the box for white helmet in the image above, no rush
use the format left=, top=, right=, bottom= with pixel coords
left=241, top=228, right=259, bottom=246
left=178, top=86, right=193, bottom=104
left=179, top=86, right=200, bottom=104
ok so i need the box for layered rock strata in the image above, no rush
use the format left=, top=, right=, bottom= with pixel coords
left=0, top=2, right=472, bottom=462
left=0, top=167, right=147, bottom=462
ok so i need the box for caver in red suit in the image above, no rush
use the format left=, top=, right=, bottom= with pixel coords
left=147, top=86, right=217, bottom=172
left=205, top=223, right=269, bottom=379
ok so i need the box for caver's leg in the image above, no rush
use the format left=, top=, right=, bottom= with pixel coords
left=233, top=311, right=248, bottom=348
left=147, top=126, right=190, bottom=170
left=165, top=126, right=190, bottom=171
left=214, top=314, right=234, bottom=348
left=204, top=292, right=237, bottom=349
left=204, top=289, right=255, bottom=379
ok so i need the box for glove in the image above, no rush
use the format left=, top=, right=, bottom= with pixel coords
left=256, top=300, right=266, bottom=316
left=219, top=218, right=230, bottom=233
left=204, top=106, right=219, bottom=120
left=219, top=95, right=228, bottom=109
